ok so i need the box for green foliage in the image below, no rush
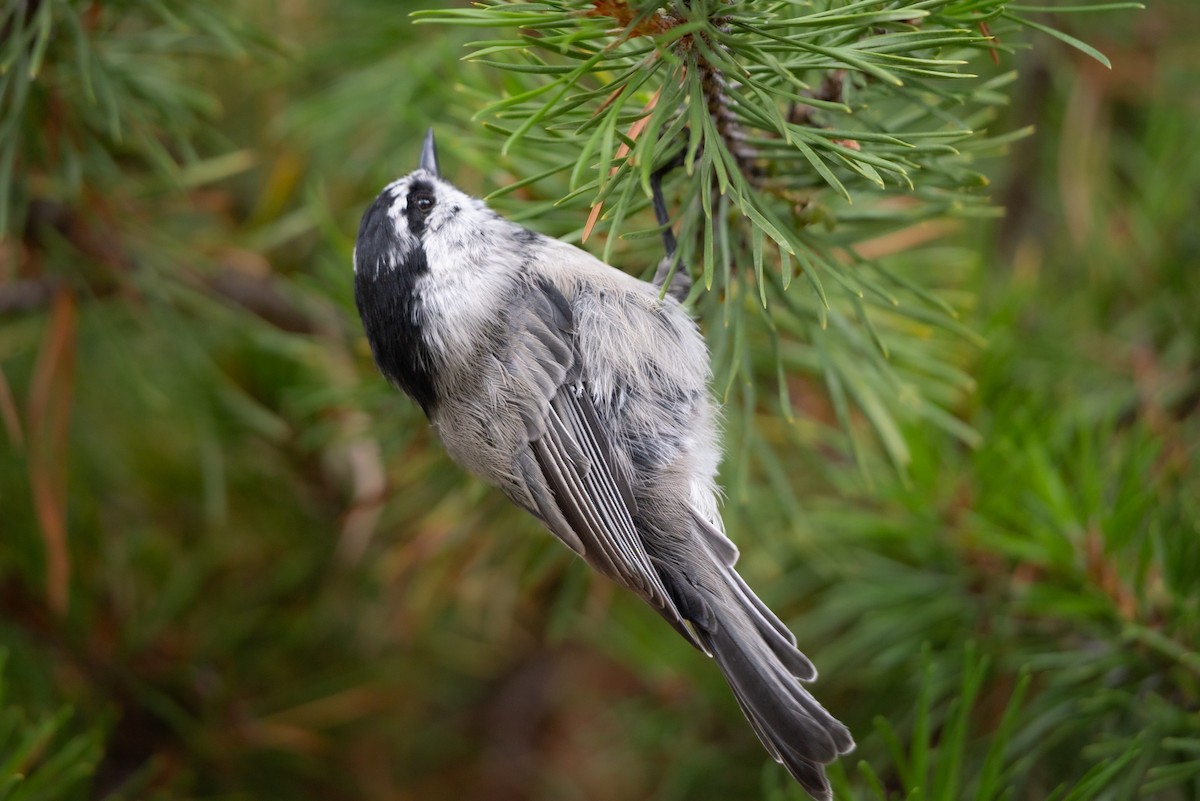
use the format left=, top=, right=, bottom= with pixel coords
left=414, top=0, right=1144, bottom=473
left=421, top=0, right=1038, bottom=470
left=0, top=652, right=103, bottom=801
left=0, top=1, right=266, bottom=231
left=834, top=646, right=1042, bottom=801
left=1, top=1, right=1197, bottom=800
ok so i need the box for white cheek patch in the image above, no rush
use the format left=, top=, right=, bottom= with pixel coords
left=418, top=195, right=530, bottom=366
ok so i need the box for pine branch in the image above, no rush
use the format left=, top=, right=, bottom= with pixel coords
left=417, top=0, right=1062, bottom=470
left=0, top=1, right=265, bottom=233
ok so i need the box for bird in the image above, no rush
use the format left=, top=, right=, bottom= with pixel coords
left=352, top=129, right=854, bottom=799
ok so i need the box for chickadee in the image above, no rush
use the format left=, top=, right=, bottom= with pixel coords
left=353, top=130, right=854, bottom=799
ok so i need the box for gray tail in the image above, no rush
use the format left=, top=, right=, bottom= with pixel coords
left=699, top=570, right=854, bottom=800
left=660, top=516, right=854, bottom=800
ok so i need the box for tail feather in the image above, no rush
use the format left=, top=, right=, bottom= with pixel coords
left=650, top=514, right=853, bottom=799
left=697, top=576, right=854, bottom=801
left=724, top=679, right=834, bottom=800
left=727, top=569, right=816, bottom=680
left=689, top=512, right=816, bottom=680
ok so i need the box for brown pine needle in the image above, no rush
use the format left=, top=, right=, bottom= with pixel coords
left=583, top=89, right=660, bottom=243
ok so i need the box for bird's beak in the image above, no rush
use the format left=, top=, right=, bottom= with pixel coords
left=419, top=128, right=440, bottom=177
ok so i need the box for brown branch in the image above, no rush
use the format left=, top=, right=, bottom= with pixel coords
left=789, top=70, right=847, bottom=128
left=583, top=0, right=761, bottom=185
left=584, top=0, right=676, bottom=38
left=206, top=271, right=320, bottom=335
left=0, top=278, right=58, bottom=314
left=697, top=52, right=759, bottom=178
left=2, top=268, right=319, bottom=336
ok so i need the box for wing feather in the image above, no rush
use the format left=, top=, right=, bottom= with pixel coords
left=504, top=277, right=700, bottom=648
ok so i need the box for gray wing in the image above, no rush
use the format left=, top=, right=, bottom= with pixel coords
left=503, top=277, right=703, bottom=649
left=497, top=280, right=854, bottom=798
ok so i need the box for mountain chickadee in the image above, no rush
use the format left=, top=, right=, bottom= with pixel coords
left=353, top=130, right=854, bottom=799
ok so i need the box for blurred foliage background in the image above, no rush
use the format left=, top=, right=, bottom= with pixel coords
left=1, top=1, right=1198, bottom=800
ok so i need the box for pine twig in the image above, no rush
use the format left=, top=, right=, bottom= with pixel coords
left=584, top=0, right=760, bottom=185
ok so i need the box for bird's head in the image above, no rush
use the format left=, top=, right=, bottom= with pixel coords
left=353, top=128, right=502, bottom=282
left=351, top=129, right=532, bottom=414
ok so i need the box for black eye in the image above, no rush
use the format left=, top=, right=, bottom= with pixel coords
left=412, top=192, right=435, bottom=216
